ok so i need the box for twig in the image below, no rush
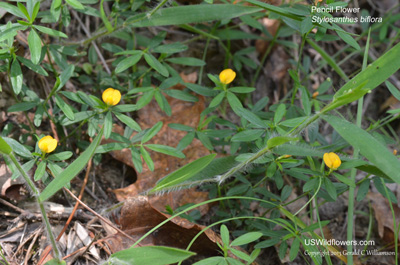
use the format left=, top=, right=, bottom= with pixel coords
left=70, top=10, right=111, bottom=75
left=23, top=228, right=43, bottom=265
left=62, top=188, right=135, bottom=241
left=56, top=159, right=93, bottom=241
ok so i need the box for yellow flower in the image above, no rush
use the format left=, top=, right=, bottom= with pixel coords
left=219, top=69, right=236, bottom=85
left=323, top=152, right=341, bottom=170
left=102, top=88, right=121, bottom=106
left=38, top=136, right=57, bottom=154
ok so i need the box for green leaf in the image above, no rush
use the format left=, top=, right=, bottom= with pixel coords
left=274, top=104, right=286, bottom=124
left=163, top=89, right=198, bottom=102
left=146, top=144, right=185, bottom=158
left=220, top=224, right=230, bottom=246
left=109, top=246, right=195, bottom=265
left=385, top=81, right=400, bottom=101
left=28, top=29, right=41, bottom=64
left=196, top=131, right=213, bottom=150
left=55, top=94, right=74, bottom=120
left=229, top=86, right=256, bottom=93
left=8, top=102, right=38, bottom=112
left=100, top=0, right=113, bottom=32
left=324, top=115, right=400, bottom=184
left=267, top=136, right=297, bottom=149
left=33, top=25, right=68, bottom=38
left=335, top=41, right=400, bottom=97
left=142, top=121, right=163, bottom=144
left=44, top=258, right=66, bottom=265
left=17, top=2, right=30, bottom=21
left=144, top=53, right=169, bottom=77
left=289, top=238, right=300, bottom=261
left=104, top=111, right=112, bottom=139
left=0, top=136, right=13, bottom=155
left=57, top=65, right=75, bottom=91
left=31, top=1, right=40, bottom=21
left=131, top=148, right=143, bottom=173
left=235, top=107, right=266, bottom=128
left=17, top=56, right=48, bottom=76
left=209, top=91, right=226, bottom=108
left=300, top=16, right=313, bottom=35
left=140, top=146, right=154, bottom=171
left=34, top=161, right=47, bottom=181
left=229, top=248, right=251, bottom=262
left=2, top=137, right=32, bottom=158
left=193, top=257, right=225, bottom=265
left=356, top=179, right=369, bottom=201
left=112, top=104, right=137, bottom=112
left=231, top=232, right=263, bottom=246
left=231, top=129, right=264, bottom=142
left=115, top=53, right=142, bottom=73
left=10, top=59, right=23, bottom=95
left=227, top=91, right=243, bottom=110
left=153, top=43, right=188, bottom=54
left=324, top=178, right=337, bottom=200
left=39, top=129, right=103, bottom=202
left=332, top=172, right=355, bottom=188
left=65, top=0, right=84, bottom=10
left=334, top=24, right=360, bottom=50
left=130, top=4, right=262, bottom=27
left=166, top=57, right=205, bottom=66
left=0, top=2, right=25, bottom=18
left=151, top=154, right=216, bottom=192
left=114, top=112, right=141, bottom=132
left=48, top=151, right=73, bottom=161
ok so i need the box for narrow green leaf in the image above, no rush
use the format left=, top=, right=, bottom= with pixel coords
left=166, top=57, right=205, bottom=66
left=115, top=53, right=142, bottom=73
left=0, top=136, right=13, bottom=155
left=324, top=115, right=400, bottom=184
left=229, top=86, right=256, bottom=93
left=385, top=81, right=400, bottom=101
left=34, top=25, right=68, bottom=38
left=17, top=56, right=48, bottom=76
left=227, top=91, right=243, bottom=110
left=2, top=137, right=32, bottom=158
left=100, top=0, right=113, bottom=32
left=142, top=121, right=163, bottom=143
left=31, top=1, right=40, bottom=21
left=356, top=179, right=369, bottom=201
left=235, top=107, right=266, bottom=128
left=146, top=144, right=185, bottom=158
left=10, top=59, right=23, bottom=95
left=55, top=94, right=74, bottom=120
left=209, top=91, right=226, bottom=108
left=114, top=112, right=141, bottom=132
left=324, top=177, right=337, bottom=200
left=140, top=146, right=154, bottom=171
left=274, top=104, right=286, bottom=124
left=144, top=53, right=169, bottom=77
left=131, top=148, right=143, bottom=173
left=8, top=102, right=38, bottom=112
left=231, top=232, right=263, bottom=246
left=104, top=111, right=112, bottom=139
left=267, top=136, right=297, bottom=149
left=48, top=151, right=73, bottom=161
left=335, top=41, right=400, bottom=97
left=334, top=25, right=360, bottom=50
left=39, top=129, right=103, bottom=202
left=130, top=5, right=262, bottom=27
left=332, top=172, right=355, bottom=188
left=289, top=238, right=300, bottom=261
left=17, top=2, right=30, bottom=21
left=112, top=104, right=137, bottom=112
left=28, top=29, right=41, bottom=64
left=221, top=224, right=230, bottom=246
left=65, top=0, right=84, bottom=10
left=151, top=154, right=216, bottom=192
left=34, top=161, right=47, bottom=181
left=231, top=129, right=263, bottom=142
left=109, top=246, right=195, bottom=265
left=163, top=89, right=198, bottom=102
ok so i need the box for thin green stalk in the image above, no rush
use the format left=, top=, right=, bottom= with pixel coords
left=8, top=153, right=61, bottom=261
left=294, top=177, right=322, bottom=216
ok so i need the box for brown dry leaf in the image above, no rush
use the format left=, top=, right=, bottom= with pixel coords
left=255, top=18, right=280, bottom=55
left=368, top=192, right=400, bottom=243
left=111, top=72, right=211, bottom=214
left=103, top=196, right=258, bottom=264
left=103, top=196, right=221, bottom=256
left=0, top=162, right=27, bottom=201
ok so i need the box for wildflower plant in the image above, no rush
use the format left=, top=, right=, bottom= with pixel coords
left=0, top=0, right=400, bottom=264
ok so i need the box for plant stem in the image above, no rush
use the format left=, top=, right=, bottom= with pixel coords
left=8, top=153, right=61, bottom=261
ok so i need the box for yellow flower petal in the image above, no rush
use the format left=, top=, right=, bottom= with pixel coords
left=102, top=88, right=121, bottom=106
left=219, top=69, right=236, bottom=85
left=38, top=136, right=58, bottom=154
left=323, top=152, right=341, bottom=170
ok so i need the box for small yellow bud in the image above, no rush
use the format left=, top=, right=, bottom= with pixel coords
left=394, top=149, right=398, bottom=155
left=323, top=152, right=341, bottom=170
left=312, top=91, right=319, bottom=99
left=38, top=136, right=57, bottom=154
left=102, top=88, right=121, bottom=106
left=219, top=69, right=236, bottom=85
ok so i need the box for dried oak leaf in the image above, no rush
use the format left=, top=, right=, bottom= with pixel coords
left=111, top=72, right=211, bottom=214
left=103, top=196, right=220, bottom=256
